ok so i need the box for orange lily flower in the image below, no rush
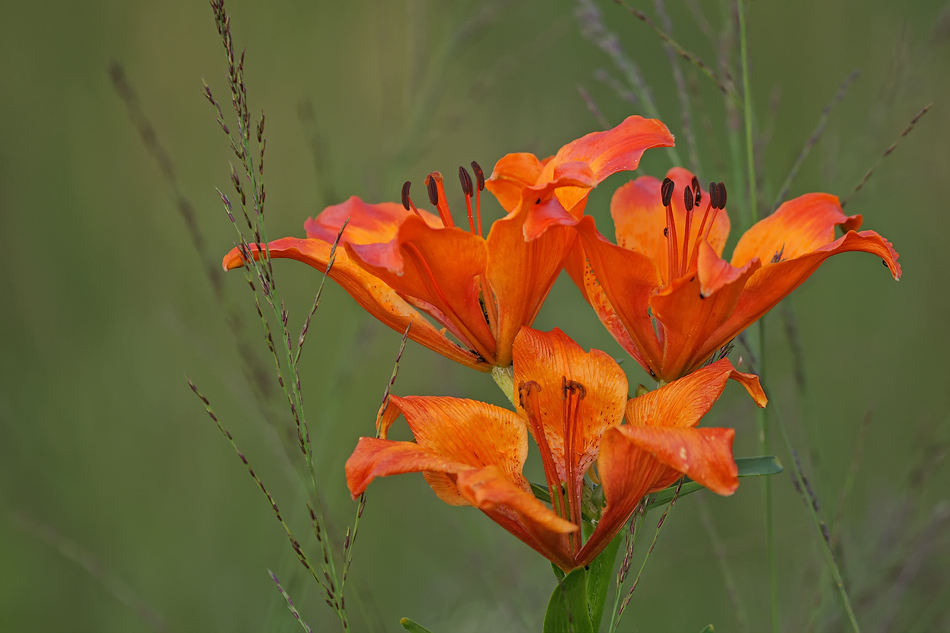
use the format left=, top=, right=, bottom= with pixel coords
left=345, top=327, right=766, bottom=571
left=222, top=116, right=674, bottom=371
left=570, top=167, right=902, bottom=383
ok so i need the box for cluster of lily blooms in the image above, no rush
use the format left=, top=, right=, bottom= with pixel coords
left=223, top=116, right=901, bottom=572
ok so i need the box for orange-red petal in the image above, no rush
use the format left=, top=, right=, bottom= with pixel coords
left=345, top=437, right=472, bottom=500
left=346, top=397, right=577, bottom=569
left=625, top=358, right=767, bottom=430
left=349, top=395, right=528, bottom=503
left=537, top=115, right=676, bottom=213
left=485, top=209, right=576, bottom=366
left=486, top=153, right=548, bottom=213
left=730, top=192, right=863, bottom=269
left=303, top=196, right=442, bottom=246
left=346, top=216, right=496, bottom=361
left=221, top=238, right=484, bottom=369
left=575, top=215, right=664, bottom=377
left=612, top=168, right=730, bottom=286
left=615, top=425, right=739, bottom=495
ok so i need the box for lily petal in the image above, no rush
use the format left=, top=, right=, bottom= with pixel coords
left=730, top=193, right=863, bottom=268
left=345, top=437, right=472, bottom=501
left=581, top=261, right=649, bottom=370
left=303, top=196, right=442, bottom=246
left=486, top=153, right=550, bottom=213
left=346, top=397, right=576, bottom=569
left=575, top=215, right=664, bottom=377
left=221, top=238, right=483, bottom=368
left=537, top=115, right=676, bottom=213
left=625, top=358, right=767, bottom=430
left=346, top=216, right=496, bottom=362
left=486, top=208, right=577, bottom=366
left=614, top=425, right=739, bottom=495
left=385, top=395, right=529, bottom=502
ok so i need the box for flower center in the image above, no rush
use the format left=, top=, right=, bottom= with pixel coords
left=660, top=176, right=727, bottom=281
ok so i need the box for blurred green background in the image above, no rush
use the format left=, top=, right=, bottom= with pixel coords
left=2, top=1, right=948, bottom=631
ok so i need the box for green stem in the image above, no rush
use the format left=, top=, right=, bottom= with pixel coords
left=738, top=0, right=758, bottom=225
left=757, top=320, right=777, bottom=633
left=738, top=4, right=773, bottom=630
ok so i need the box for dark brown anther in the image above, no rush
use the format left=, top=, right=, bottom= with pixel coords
left=718, top=182, right=727, bottom=208
left=425, top=174, right=440, bottom=206
left=692, top=176, right=702, bottom=205
left=661, top=177, right=675, bottom=206
left=708, top=182, right=720, bottom=209
left=471, top=161, right=485, bottom=191
left=458, top=166, right=473, bottom=197
left=401, top=181, right=412, bottom=211
left=684, top=186, right=694, bottom=212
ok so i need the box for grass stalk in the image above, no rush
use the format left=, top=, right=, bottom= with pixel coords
left=769, top=393, right=862, bottom=633
left=612, top=483, right=683, bottom=632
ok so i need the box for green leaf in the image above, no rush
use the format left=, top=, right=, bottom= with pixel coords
left=400, top=617, right=434, bottom=633
left=586, top=532, right=623, bottom=632
left=543, top=567, right=594, bottom=633
left=698, top=625, right=715, bottom=633
left=648, top=456, right=783, bottom=509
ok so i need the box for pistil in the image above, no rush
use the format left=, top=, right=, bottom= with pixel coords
left=471, top=161, right=485, bottom=237
left=681, top=185, right=694, bottom=276
left=661, top=177, right=679, bottom=281
left=561, top=378, right=587, bottom=545
left=457, top=166, right=477, bottom=234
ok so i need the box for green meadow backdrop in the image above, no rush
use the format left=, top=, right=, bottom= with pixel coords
left=2, top=1, right=948, bottom=631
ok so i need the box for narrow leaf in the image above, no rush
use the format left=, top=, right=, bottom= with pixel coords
left=587, top=532, right=623, bottom=632
left=544, top=567, right=594, bottom=633
left=400, top=617, right=434, bottom=633
left=649, top=456, right=783, bottom=508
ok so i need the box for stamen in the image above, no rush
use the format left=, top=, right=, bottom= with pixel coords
left=660, top=177, right=675, bottom=207
left=401, top=180, right=423, bottom=218
left=561, top=378, right=587, bottom=551
left=424, top=171, right=454, bottom=228
left=681, top=186, right=694, bottom=275
left=471, top=161, right=485, bottom=236
left=519, top=381, right=569, bottom=522
left=458, top=166, right=476, bottom=234
left=702, top=182, right=726, bottom=244
left=458, top=165, right=473, bottom=197
left=691, top=176, right=702, bottom=206
left=688, top=195, right=713, bottom=272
